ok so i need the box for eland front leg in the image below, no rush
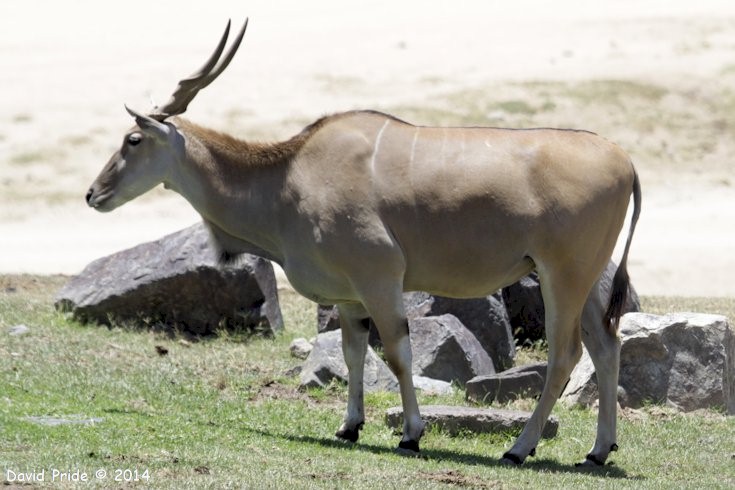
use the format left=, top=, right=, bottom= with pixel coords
left=335, top=303, right=371, bottom=443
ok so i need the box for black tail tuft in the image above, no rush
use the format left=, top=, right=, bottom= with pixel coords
left=603, top=167, right=641, bottom=333
left=603, top=265, right=630, bottom=332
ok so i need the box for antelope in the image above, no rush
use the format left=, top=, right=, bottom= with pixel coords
left=86, top=19, right=641, bottom=467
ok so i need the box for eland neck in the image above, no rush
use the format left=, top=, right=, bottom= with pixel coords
left=165, top=118, right=306, bottom=264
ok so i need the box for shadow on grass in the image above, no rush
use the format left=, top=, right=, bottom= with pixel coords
left=241, top=425, right=640, bottom=481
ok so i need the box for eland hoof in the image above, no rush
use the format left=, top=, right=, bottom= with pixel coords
left=335, top=427, right=360, bottom=443
left=575, top=454, right=605, bottom=467
left=396, top=439, right=420, bottom=457
left=500, top=452, right=524, bottom=466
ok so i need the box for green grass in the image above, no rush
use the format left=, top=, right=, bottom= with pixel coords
left=1, top=275, right=733, bottom=489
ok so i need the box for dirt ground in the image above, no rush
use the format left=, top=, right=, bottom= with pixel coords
left=2, top=1, right=734, bottom=297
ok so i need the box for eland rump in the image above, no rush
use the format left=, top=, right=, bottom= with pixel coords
left=86, top=19, right=641, bottom=466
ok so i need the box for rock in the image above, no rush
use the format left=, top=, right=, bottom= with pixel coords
left=316, top=306, right=383, bottom=348
left=563, top=312, right=734, bottom=414
left=8, top=324, right=30, bottom=336
left=560, top=352, right=599, bottom=408
left=385, top=405, right=558, bottom=439
left=289, top=338, right=313, bottom=359
left=312, top=312, right=497, bottom=386
left=502, top=272, right=544, bottom=344
left=413, top=376, right=454, bottom=395
left=429, top=293, right=515, bottom=371
left=317, top=304, right=340, bottom=333
left=316, top=292, right=434, bottom=336
left=505, top=361, right=548, bottom=380
left=404, top=291, right=436, bottom=320
left=410, top=314, right=496, bottom=385
left=300, top=321, right=495, bottom=394
left=503, top=260, right=640, bottom=344
left=55, top=223, right=283, bottom=336
left=284, top=365, right=302, bottom=377
left=317, top=292, right=513, bottom=370
left=726, top=325, right=735, bottom=415
left=299, top=330, right=398, bottom=392
left=466, top=362, right=547, bottom=404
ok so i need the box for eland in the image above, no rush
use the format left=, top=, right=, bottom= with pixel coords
left=86, top=19, right=641, bottom=466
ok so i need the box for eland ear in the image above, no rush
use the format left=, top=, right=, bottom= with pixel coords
left=125, top=105, right=170, bottom=137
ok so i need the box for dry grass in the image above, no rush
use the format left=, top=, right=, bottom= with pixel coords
left=641, top=296, right=735, bottom=320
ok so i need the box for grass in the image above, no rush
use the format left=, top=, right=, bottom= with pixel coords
left=9, top=151, right=47, bottom=166
left=387, top=79, right=669, bottom=127
left=11, top=114, right=32, bottom=124
left=60, top=135, right=95, bottom=148
left=1, top=275, right=734, bottom=489
left=641, top=296, right=735, bottom=320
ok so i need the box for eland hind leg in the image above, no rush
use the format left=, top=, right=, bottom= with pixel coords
left=578, top=278, right=622, bottom=466
left=501, top=260, right=598, bottom=465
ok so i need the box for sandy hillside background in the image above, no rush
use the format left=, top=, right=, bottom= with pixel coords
left=1, top=0, right=734, bottom=298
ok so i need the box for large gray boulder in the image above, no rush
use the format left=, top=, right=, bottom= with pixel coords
left=317, top=291, right=514, bottom=371
left=410, top=314, right=496, bottom=385
left=317, top=303, right=341, bottom=333
left=299, top=330, right=399, bottom=392
left=385, top=405, right=558, bottom=439
left=55, top=223, right=283, bottom=336
left=429, top=293, right=514, bottom=371
left=726, top=324, right=735, bottom=415
left=563, top=312, right=735, bottom=414
left=316, top=293, right=433, bottom=352
left=503, top=260, right=640, bottom=344
left=300, top=315, right=495, bottom=391
left=466, top=362, right=547, bottom=405
left=316, top=291, right=434, bottom=334
left=501, top=272, right=545, bottom=344
left=412, top=376, right=454, bottom=395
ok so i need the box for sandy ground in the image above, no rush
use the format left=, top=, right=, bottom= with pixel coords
left=1, top=0, right=734, bottom=298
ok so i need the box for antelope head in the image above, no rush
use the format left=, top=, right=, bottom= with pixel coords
left=86, top=19, right=248, bottom=212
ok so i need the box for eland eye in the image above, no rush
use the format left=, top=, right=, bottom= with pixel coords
left=127, top=133, right=142, bottom=146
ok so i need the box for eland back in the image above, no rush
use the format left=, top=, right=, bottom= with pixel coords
left=86, top=19, right=641, bottom=466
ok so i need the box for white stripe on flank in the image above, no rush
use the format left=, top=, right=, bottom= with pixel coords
left=459, top=133, right=466, bottom=165
left=409, top=127, right=419, bottom=167
left=370, top=120, right=390, bottom=174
